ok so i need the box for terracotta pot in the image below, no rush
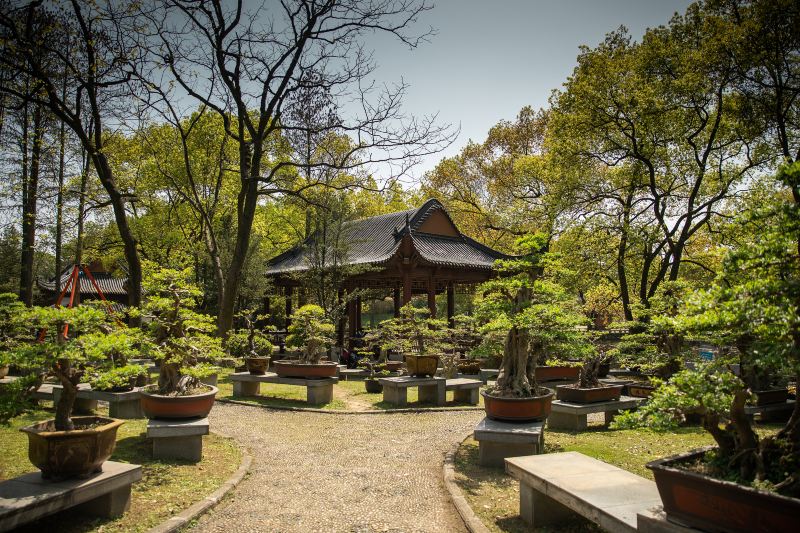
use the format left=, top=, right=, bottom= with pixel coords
left=648, top=448, right=800, bottom=533
left=482, top=388, right=553, bottom=422
left=555, top=384, right=623, bottom=403
left=272, top=360, right=338, bottom=378
left=384, top=361, right=403, bottom=372
left=405, top=355, right=439, bottom=377
left=20, top=416, right=124, bottom=480
left=627, top=383, right=656, bottom=398
left=535, top=365, right=580, bottom=382
left=245, top=357, right=270, bottom=375
left=752, top=388, right=789, bottom=406
left=0, top=365, right=9, bottom=379
left=140, top=384, right=218, bottom=419
left=364, top=379, right=383, bottom=393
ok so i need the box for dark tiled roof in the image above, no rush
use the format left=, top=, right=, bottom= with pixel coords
left=38, top=268, right=128, bottom=296
left=266, top=199, right=509, bottom=275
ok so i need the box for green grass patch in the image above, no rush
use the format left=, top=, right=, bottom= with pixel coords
left=1, top=406, right=242, bottom=533
left=453, top=423, right=784, bottom=532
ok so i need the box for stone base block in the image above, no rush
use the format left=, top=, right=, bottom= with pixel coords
left=547, top=411, right=587, bottom=431
left=383, top=385, right=408, bottom=407
left=307, top=383, right=333, bottom=404
left=233, top=381, right=260, bottom=396
left=147, top=417, right=209, bottom=462
left=453, top=387, right=479, bottom=404
left=418, top=382, right=446, bottom=405
left=108, top=400, right=143, bottom=419
left=74, top=484, right=132, bottom=518
left=520, top=482, right=574, bottom=527
left=637, top=508, right=699, bottom=532
left=474, top=417, right=544, bottom=467
left=480, top=441, right=541, bottom=467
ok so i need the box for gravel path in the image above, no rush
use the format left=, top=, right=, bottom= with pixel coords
left=191, top=402, right=484, bottom=532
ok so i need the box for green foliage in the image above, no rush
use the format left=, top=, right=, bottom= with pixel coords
left=357, top=358, right=390, bottom=379
left=89, top=364, right=147, bottom=392
left=142, top=264, right=223, bottom=394
left=286, top=304, right=335, bottom=364
left=372, top=303, right=447, bottom=357
left=0, top=293, right=28, bottom=368
left=226, top=309, right=273, bottom=359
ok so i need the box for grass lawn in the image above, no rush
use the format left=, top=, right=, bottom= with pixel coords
left=216, top=368, right=485, bottom=411
left=1, top=405, right=242, bottom=533
left=453, top=423, right=785, bottom=533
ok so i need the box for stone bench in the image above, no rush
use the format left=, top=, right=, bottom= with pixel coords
left=52, top=385, right=144, bottom=419
left=147, top=417, right=209, bottom=462
left=378, top=376, right=446, bottom=407
left=505, top=451, right=662, bottom=533
left=479, top=368, right=499, bottom=384
left=0, top=461, right=142, bottom=532
left=474, top=417, right=543, bottom=467
left=548, top=395, right=646, bottom=431
left=229, top=372, right=338, bottom=404
left=445, top=378, right=482, bottom=405
left=51, top=383, right=97, bottom=414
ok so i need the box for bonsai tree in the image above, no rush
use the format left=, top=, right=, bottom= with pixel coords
left=476, top=234, right=592, bottom=398
left=357, top=356, right=390, bottom=381
left=142, top=266, right=223, bottom=395
left=285, top=304, right=335, bottom=364
left=12, top=304, right=140, bottom=430
left=614, top=163, right=800, bottom=496
left=227, top=309, right=273, bottom=360
left=0, top=293, right=39, bottom=422
left=377, top=303, right=446, bottom=357
left=578, top=354, right=605, bottom=389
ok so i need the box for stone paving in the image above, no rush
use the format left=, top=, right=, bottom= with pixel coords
left=191, top=402, right=483, bottom=532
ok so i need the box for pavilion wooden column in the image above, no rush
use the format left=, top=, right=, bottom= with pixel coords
left=447, top=283, right=455, bottom=325
left=285, top=286, right=293, bottom=329
left=402, top=272, right=412, bottom=305
left=298, top=288, right=307, bottom=307
left=347, top=298, right=357, bottom=349
left=427, top=283, right=437, bottom=318
left=336, top=288, right=345, bottom=348
left=393, top=286, right=401, bottom=317
left=356, top=296, right=363, bottom=332
left=263, top=295, right=270, bottom=317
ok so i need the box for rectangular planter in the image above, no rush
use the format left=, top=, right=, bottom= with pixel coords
left=751, top=388, right=789, bottom=406
left=555, top=384, right=623, bottom=403
left=626, top=383, right=656, bottom=398
left=647, top=448, right=800, bottom=533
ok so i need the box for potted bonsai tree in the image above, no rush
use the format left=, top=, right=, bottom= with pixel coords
left=378, top=303, right=445, bottom=377
left=357, top=354, right=390, bottom=393
left=275, top=304, right=337, bottom=378
left=555, top=352, right=623, bottom=403
left=611, top=163, right=800, bottom=531
left=227, top=309, right=273, bottom=374
left=13, top=304, right=138, bottom=479
left=476, top=234, right=591, bottom=421
left=139, top=266, right=223, bottom=419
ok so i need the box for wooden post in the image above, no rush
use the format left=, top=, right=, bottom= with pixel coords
left=356, top=295, right=362, bottom=332
left=263, top=295, right=271, bottom=317
left=336, top=288, right=345, bottom=348
left=427, top=283, right=437, bottom=318
left=393, top=286, right=401, bottom=317
left=447, top=282, right=455, bottom=325
left=298, top=288, right=306, bottom=307
left=402, top=272, right=412, bottom=305
left=347, top=298, right=357, bottom=350
left=285, top=286, right=293, bottom=329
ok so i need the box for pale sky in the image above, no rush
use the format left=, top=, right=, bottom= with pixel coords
left=362, top=0, right=693, bottom=181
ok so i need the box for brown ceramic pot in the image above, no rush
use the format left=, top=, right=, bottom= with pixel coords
left=364, top=379, right=383, bottom=393
left=20, top=416, right=124, bottom=480
left=555, top=384, right=623, bottom=403
left=627, top=383, right=656, bottom=398
left=0, top=365, right=9, bottom=379
left=535, top=365, right=580, bottom=382
left=752, top=388, right=789, bottom=406
left=482, top=387, right=553, bottom=422
left=245, top=357, right=270, bottom=375
left=140, top=384, right=218, bottom=419
left=272, top=360, right=338, bottom=378
left=384, top=361, right=403, bottom=372
left=648, top=448, right=800, bottom=533
left=405, top=355, right=439, bottom=377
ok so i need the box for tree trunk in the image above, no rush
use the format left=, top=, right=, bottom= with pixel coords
left=495, top=325, right=534, bottom=397
left=20, top=104, right=42, bottom=306
left=91, top=153, right=142, bottom=323
left=54, top=69, right=68, bottom=281
left=54, top=360, right=77, bottom=431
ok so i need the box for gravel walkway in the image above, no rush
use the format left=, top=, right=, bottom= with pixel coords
left=191, top=402, right=484, bottom=532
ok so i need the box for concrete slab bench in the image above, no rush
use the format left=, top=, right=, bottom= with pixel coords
left=505, top=451, right=662, bottom=533
left=52, top=385, right=143, bottom=419
left=548, top=395, right=646, bottom=431
left=744, top=399, right=796, bottom=422
left=479, top=368, right=499, bottom=384
left=147, top=417, right=209, bottom=461
left=378, top=376, right=446, bottom=407
left=51, top=383, right=96, bottom=414
left=637, top=507, right=701, bottom=532
left=0, top=461, right=142, bottom=532
left=445, top=378, right=482, bottom=405
left=474, top=417, right=543, bottom=467
left=229, top=371, right=338, bottom=404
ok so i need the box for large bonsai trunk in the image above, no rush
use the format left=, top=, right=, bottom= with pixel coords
left=53, top=358, right=79, bottom=431
left=495, top=326, right=537, bottom=397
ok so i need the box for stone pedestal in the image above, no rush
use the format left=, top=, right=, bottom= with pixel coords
left=378, top=376, right=446, bottom=407
left=229, top=372, right=337, bottom=405
left=445, top=378, right=481, bottom=405
left=474, top=417, right=544, bottom=467
left=147, top=417, right=209, bottom=462
left=479, top=368, right=499, bottom=384
left=548, top=396, right=646, bottom=431
left=0, top=461, right=141, bottom=531
left=53, top=385, right=143, bottom=419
